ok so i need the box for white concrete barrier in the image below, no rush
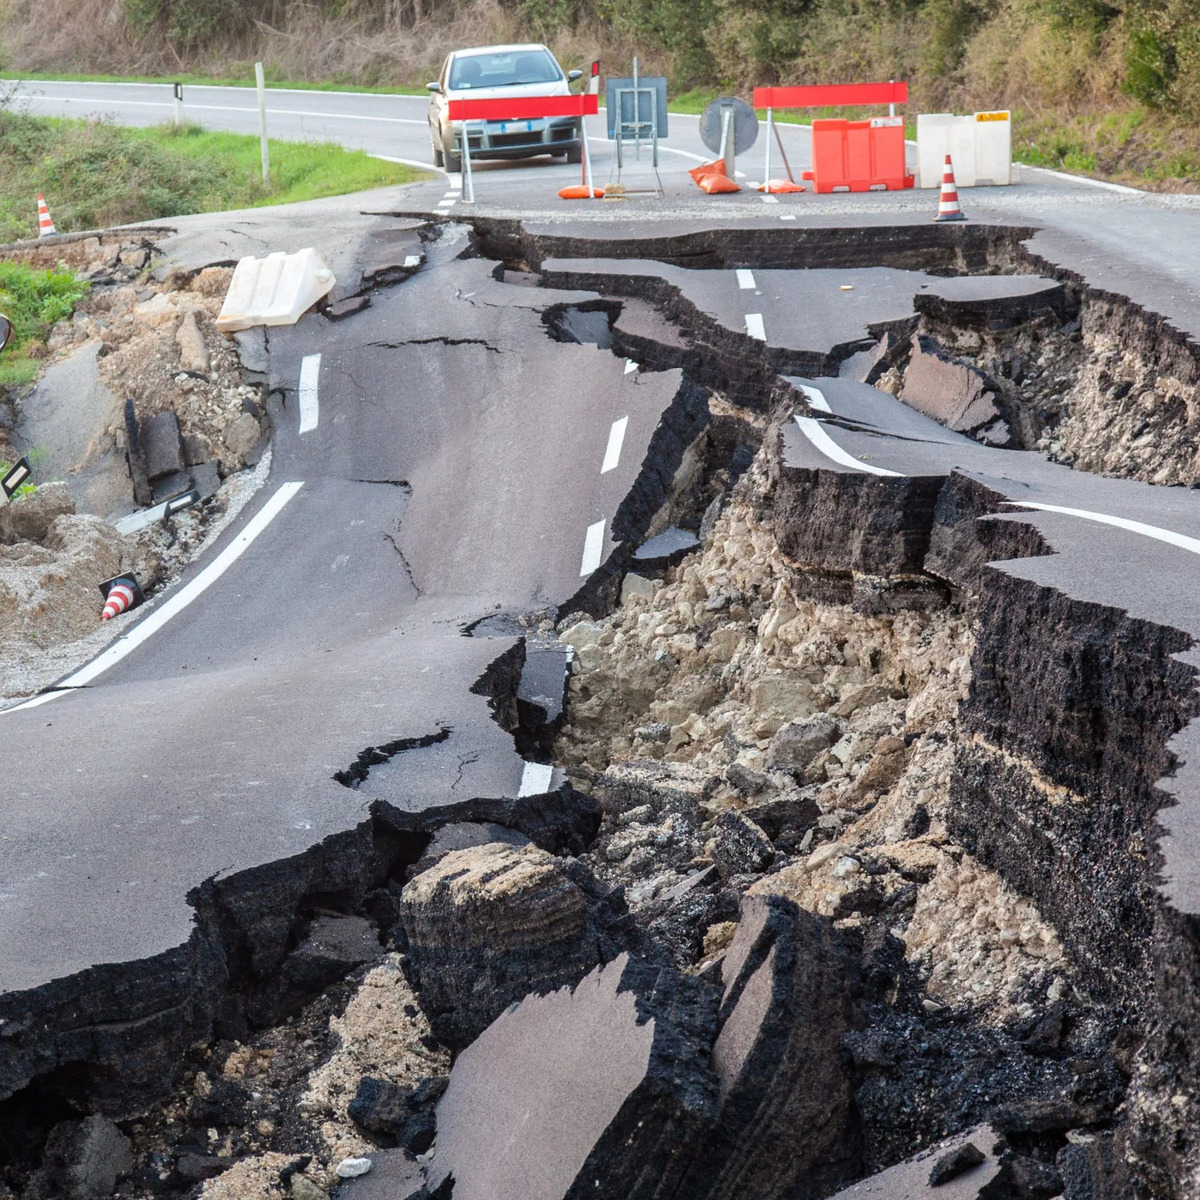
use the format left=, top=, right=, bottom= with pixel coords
left=917, top=111, right=1012, bottom=188
left=217, top=248, right=335, bottom=333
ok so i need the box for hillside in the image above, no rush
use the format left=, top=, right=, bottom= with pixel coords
left=1, top=0, right=1199, bottom=186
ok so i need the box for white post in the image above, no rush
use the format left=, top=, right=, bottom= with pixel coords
left=255, top=62, right=270, bottom=186
left=582, top=111, right=596, bottom=197
left=764, top=107, right=773, bottom=188
left=173, top=82, right=183, bottom=127
left=889, top=78, right=896, bottom=119
left=461, top=124, right=475, bottom=202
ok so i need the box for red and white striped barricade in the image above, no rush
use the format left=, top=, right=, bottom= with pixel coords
left=751, top=82, right=912, bottom=193
left=445, top=93, right=601, bottom=202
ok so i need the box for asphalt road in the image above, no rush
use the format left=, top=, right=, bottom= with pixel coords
left=2, top=79, right=1200, bottom=1057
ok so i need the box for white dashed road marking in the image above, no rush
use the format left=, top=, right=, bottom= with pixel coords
left=580, top=519, right=606, bottom=576
left=624, top=358, right=638, bottom=375
left=601, top=417, right=629, bottom=474
left=745, top=313, right=766, bottom=341
left=298, top=354, right=321, bottom=433
left=736, top=269, right=756, bottom=290
left=5, top=482, right=305, bottom=712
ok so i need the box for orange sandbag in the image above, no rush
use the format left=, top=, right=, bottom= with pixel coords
left=689, top=159, right=729, bottom=183
left=697, top=172, right=741, bottom=194
left=759, top=178, right=806, bottom=193
left=558, top=184, right=605, bottom=199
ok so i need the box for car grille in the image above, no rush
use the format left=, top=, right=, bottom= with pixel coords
left=550, top=125, right=575, bottom=141
left=490, top=132, right=538, bottom=148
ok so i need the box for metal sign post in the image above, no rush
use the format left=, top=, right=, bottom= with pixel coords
left=605, top=69, right=668, bottom=193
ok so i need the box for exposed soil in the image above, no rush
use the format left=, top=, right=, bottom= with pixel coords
left=3, top=218, right=1200, bottom=1199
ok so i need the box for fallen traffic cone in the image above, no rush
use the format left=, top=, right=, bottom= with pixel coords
left=37, top=194, right=57, bottom=238
left=98, top=574, right=146, bottom=621
left=934, top=155, right=966, bottom=222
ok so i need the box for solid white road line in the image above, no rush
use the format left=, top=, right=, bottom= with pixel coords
left=16, top=93, right=429, bottom=124
left=517, top=761, right=555, bottom=797
left=370, top=153, right=447, bottom=174
left=624, top=358, right=638, bottom=375
left=745, top=313, right=766, bottom=341
left=5, top=482, right=305, bottom=713
left=1005, top=502, right=1200, bottom=556
left=792, top=415, right=904, bottom=478
left=600, top=416, right=629, bottom=474
left=298, top=354, right=321, bottom=434
left=657, top=145, right=710, bottom=165
left=792, top=385, right=903, bottom=478
left=580, top=519, right=606, bottom=576
left=736, top=269, right=756, bottom=290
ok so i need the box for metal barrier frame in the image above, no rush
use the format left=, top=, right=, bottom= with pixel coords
left=446, top=93, right=601, bottom=202
left=751, top=81, right=909, bottom=189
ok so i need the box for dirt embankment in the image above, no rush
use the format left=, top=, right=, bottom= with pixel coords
left=0, top=232, right=270, bottom=698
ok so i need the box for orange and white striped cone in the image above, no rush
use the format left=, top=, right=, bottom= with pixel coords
left=37, top=194, right=57, bottom=238
left=98, top=574, right=145, bottom=621
left=933, top=155, right=966, bottom=223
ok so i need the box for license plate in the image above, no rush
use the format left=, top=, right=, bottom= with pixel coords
left=498, top=121, right=534, bottom=133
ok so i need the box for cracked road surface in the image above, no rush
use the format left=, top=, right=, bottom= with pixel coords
left=0, top=248, right=685, bottom=995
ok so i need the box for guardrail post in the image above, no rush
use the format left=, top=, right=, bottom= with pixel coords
left=255, top=63, right=270, bottom=186
left=173, top=82, right=183, bottom=127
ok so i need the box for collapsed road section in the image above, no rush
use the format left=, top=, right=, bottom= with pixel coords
left=2, top=216, right=1200, bottom=1200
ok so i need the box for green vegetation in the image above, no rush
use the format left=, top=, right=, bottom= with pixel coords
left=0, top=112, right=429, bottom=244
left=4, top=0, right=1200, bottom=185
left=0, top=261, right=87, bottom=387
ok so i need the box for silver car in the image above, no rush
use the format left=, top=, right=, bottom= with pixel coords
left=427, top=43, right=583, bottom=172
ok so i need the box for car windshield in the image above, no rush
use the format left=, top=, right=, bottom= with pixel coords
left=449, top=49, right=562, bottom=90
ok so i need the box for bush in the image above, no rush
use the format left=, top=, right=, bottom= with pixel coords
left=0, top=261, right=88, bottom=388
left=1124, top=27, right=1176, bottom=107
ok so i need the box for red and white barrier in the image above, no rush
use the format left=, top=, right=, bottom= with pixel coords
left=751, top=82, right=913, bottom=193
left=446, top=93, right=601, bottom=202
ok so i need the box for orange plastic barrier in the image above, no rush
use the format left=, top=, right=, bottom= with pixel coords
left=801, top=118, right=913, bottom=193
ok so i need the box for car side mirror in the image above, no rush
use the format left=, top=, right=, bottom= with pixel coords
left=0, top=315, right=11, bottom=354
left=426, top=82, right=442, bottom=93
left=568, top=69, right=583, bottom=82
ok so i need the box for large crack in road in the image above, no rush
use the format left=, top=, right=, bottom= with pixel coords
left=3, top=218, right=1200, bottom=1200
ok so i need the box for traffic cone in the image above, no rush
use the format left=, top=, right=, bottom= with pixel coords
left=98, top=574, right=145, bottom=621
left=37, top=194, right=57, bottom=238
left=934, top=156, right=966, bottom=222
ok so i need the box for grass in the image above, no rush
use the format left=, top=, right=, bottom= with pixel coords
left=1, top=68, right=428, bottom=95
left=0, top=112, right=430, bottom=243
left=0, top=260, right=88, bottom=387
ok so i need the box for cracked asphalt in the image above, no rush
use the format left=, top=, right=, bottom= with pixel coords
left=3, top=79, right=1200, bottom=1075
left=0, top=230, right=686, bottom=994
